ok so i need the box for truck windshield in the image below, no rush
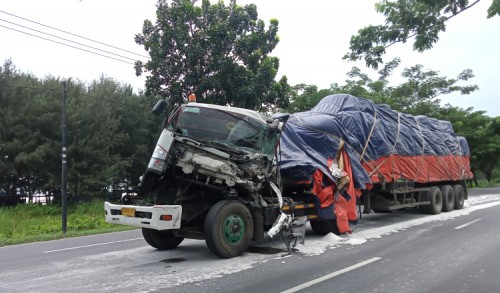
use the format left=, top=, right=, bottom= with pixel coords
left=167, top=105, right=278, bottom=157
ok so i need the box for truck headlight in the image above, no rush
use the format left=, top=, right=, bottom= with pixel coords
left=152, top=145, right=168, bottom=160
left=148, top=145, right=168, bottom=173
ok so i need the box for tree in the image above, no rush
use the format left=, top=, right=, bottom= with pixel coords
left=135, top=0, right=286, bottom=109
left=0, top=60, right=159, bottom=201
left=0, top=60, right=60, bottom=200
left=331, top=58, right=478, bottom=115
left=471, top=117, right=500, bottom=181
left=433, top=105, right=499, bottom=182
left=344, top=0, right=500, bottom=68
left=285, top=84, right=335, bottom=113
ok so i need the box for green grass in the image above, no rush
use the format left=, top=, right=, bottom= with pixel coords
left=0, top=200, right=136, bottom=246
left=468, top=178, right=500, bottom=189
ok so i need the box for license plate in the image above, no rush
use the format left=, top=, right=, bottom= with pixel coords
left=121, top=207, right=135, bottom=217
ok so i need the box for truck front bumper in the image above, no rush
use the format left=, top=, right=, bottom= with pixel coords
left=104, top=202, right=182, bottom=230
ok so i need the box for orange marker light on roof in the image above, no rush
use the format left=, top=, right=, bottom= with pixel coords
left=188, top=93, right=196, bottom=103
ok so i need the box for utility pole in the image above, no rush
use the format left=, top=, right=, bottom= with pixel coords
left=61, top=81, right=68, bottom=234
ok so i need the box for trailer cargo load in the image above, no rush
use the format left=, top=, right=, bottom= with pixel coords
left=278, top=94, right=473, bottom=231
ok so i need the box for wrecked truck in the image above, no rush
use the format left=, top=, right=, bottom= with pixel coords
left=105, top=94, right=473, bottom=258
left=105, top=97, right=304, bottom=258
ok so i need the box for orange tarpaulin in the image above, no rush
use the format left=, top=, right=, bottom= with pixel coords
left=312, top=149, right=361, bottom=234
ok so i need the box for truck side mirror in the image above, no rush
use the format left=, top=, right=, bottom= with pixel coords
left=271, top=113, right=290, bottom=123
left=151, top=100, right=168, bottom=116
left=271, top=113, right=290, bottom=132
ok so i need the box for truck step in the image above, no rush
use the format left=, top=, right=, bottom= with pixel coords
left=281, top=203, right=315, bottom=211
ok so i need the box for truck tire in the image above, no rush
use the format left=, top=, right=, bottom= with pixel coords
left=453, top=184, right=465, bottom=210
left=426, top=186, right=443, bottom=215
left=204, top=200, right=253, bottom=258
left=418, top=191, right=428, bottom=214
left=310, top=219, right=340, bottom=236
left=141, top=228, right=184, bottom=250
left=440, top=185, right=455, bottom=212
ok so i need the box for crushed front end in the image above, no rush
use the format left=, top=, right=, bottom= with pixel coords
left=105, top=103, right=282, bottom=238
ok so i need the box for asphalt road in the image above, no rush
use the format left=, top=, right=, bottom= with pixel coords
left=1, top=187, right=499, bottom=293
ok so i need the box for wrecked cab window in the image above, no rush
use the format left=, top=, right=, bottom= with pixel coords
left=167, top=106, right=278, bottom=157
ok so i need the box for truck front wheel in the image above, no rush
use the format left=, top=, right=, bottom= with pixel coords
left=204, top=200, right=253, bottom=258
left=142, top=228, right=184, bottom=250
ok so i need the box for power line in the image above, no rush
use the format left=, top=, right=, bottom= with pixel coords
left=0, top=9, right=149, bottom=59
left=0, top=18, right=143, bottom=63
left=0, top=24, right=136, bottom=65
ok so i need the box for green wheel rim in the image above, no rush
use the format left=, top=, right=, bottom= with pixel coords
left=223, top=214, right=245, bottom=245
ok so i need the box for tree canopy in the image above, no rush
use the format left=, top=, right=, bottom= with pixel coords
left=0, top=60, right=159, bottom=201
left=135, top=0, right=288, bottom=110
left=344, top=0, right=500, bottom=68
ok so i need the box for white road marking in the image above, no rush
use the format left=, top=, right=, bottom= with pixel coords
left=43, top=237, right=143, bottom=253
left=454, top=218, right=482, bottom=230
left=280, top=257, right=382, bottom=293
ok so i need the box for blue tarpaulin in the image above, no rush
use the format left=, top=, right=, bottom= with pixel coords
left=277, top=94, right=472, bottom=190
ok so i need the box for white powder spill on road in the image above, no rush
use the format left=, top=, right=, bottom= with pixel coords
left=1, top=194, right=499, bottom=293
left=291, top=194, right=500, bottom=257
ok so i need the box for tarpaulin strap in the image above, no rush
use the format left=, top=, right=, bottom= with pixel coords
left=360, top=110, right=377, bottom=162
left=294, top=115, right=380, bottom=178
left=368, top=113, right=401, bottom=179
left=391, top=113, right=401, bottom=180
left=414, top=116, right=426, bottom=181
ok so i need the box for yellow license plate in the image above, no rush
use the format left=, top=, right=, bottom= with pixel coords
left=121, top=207, right=135, bottom=217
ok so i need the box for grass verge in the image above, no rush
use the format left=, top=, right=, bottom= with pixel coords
left=0, top=200, right=136, bottom=246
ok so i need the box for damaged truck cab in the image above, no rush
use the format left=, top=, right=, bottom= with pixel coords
left=105, top=100, right=307, bottom=258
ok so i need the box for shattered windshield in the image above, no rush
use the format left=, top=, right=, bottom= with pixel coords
left=167, top=105, right=278, bottom=157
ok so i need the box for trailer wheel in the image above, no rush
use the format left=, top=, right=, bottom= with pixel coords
left=310, top=220, right=340, bottom=236
left=440, top=185, right=455, bottom=212
left=418, top=191, right=429, bottom=214
left=426, top=186, right=443, bottom=215
left=141, top=228, right=184, bottom=250
left=204, top=200, right=253, bottom=258
left=453, top=184, right=465, bottom=210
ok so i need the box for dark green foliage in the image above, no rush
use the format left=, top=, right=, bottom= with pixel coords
left=344, top=0, right=500, bottom=68
left=0, top=60, right=158, bottom=200
left=0, top=60, right=60, bottom=199
left=135, top=0, right=286, bottom=109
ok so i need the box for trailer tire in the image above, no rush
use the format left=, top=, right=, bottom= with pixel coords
left=453, top=184, right=465, bottom=210
left=310, top=220, right=340, bottom=236
left=440, top=185, right=455, bottom=212
left=426, top=186, right=443, bottom=214
left=418, top=191, right=429, bottom=214
left=204, top=200, right=253, bottom=258
left=141, top=228, right=184, bottom=250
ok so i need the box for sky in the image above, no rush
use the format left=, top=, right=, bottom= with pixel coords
left=1, top=0, right=499, bottom=116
